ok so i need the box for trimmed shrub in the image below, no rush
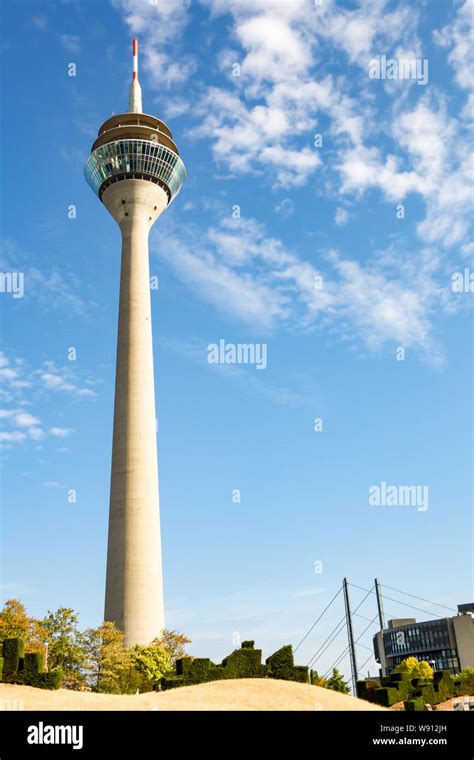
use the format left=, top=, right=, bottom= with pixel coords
left=392, top=680, right=410, bottom=701
left=454, top=670, right=474, bottom=697
left=161, top=642, right=310, bottom=691
left=37, top=670, right=62, bottom=690
left=266, top=645, right=309, bottom=683
left=0, top=656, right=3, bottom=681
left=411, top=678, right=431, bottom=688
left=361, top=670, right=461, bottom=708
left=390, top=672, right=412, bottom=683
left=413, top=683, right=436, bottom=705
left=160, top=674, right=185, bottom=690
left=405, top=696, right=425, bottom=711
left=266, top=645, right=294, bottom=680
left=293, top=665, right=310, bottom=683
left=222, top=647, right=263, bottom=678
left=208, top=667, right=229, bottom=682
left=2, top=639, right=25, bottom=681
left=374, top=687, right=400, bottom=707
left=1, top=640, right=61, bottom=690
left=176, top=657, right=193, bottom=677
left=186, top=658, right=211, bottom=684
left=21, top=652, right=46, bottom=687
left=433, top=670, right=454, bottom=702
left=356, top=679, right=379, bottom=700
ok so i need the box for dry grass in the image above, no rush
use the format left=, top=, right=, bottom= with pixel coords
left=0, top=679, right=386, bottom=711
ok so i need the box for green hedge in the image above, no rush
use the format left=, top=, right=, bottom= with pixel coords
left=21, top=652, right=46, bottom=687
left=361, top=669, right=461, bottom=710
left=0, top=656, right=3, bottom=681
left=186, top=658, right=212, bottom=685
left=2, top=638, right=25, bottom=681
left=266, top=646, right=294, bottom=680
left=265, top=645, right=309, bottom=683
left=37, top=670, right=62, bottom=690
left=1, top=638, right=61, bottom=690
left=412, top=683, right=436, bottom=705
left=390, top=672, right=412, bottom=683
left=293, top=665, right=310, bottom=683
left=405, top=696, right=426, bottom=711
left=208, top=667, right=230, bottom=682
left=392, top=680, right=410, bottom=701
left=453, top=671, right=474, bottom=697
left=159, top=674, right=186, bottom=690
left=433, top=671, right=454, bottom=702
left=356, top=679, right=379, bottom=699
left=374, top=687, right=401, bottom=707
left=160, top=642, right=308, bottom=691
left=176, top=657, right=193, bottom=677
left=222, top=648, right=264, bottom=678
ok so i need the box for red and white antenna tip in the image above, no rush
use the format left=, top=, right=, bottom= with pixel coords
left=129, top=38, right=142, bottom=112
left=132, top=38, right=138, bottom=80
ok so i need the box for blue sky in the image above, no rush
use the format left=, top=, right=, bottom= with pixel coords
left=1, top=0, right=472, bottom=680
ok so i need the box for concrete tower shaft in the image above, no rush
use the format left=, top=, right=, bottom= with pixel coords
left=84, top=39, right=186, bottom=647
left=102, top=180, right=168, bottom=646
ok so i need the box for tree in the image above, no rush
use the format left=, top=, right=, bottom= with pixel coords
left=41, top=607, right=87, bottom=688
left=151, top=629, right=191, bottom=667
left=326, top=667, right=351, bottom=694
left=0, top=599, right=46, bottom=653
left=311, top=669, right=327, bottom=687
left=83, top=622, right=133, bottom=693
left=395, top=657, right=434, bottom=679
left=133, top=643, right=170, bottom=683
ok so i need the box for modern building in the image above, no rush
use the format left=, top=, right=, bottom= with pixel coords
left=373, top=603, right=474, bottom=676
left=84, top=40, right=186, bottom=646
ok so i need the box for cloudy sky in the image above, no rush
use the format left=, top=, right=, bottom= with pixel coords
left=1, top=0, right=472, bottom=680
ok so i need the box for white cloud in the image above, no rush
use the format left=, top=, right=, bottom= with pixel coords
left=39, top=371, right=97, bottom=398
left=338, top=97, right=473, bottom=248
left=110, top=0, right=471, bottom=348
left=28, top=427, right=45, bottom=441
left=32, top=16, right=47, bottom=31
left=155, top=215, right=449, bottom=359
left=433, top=0, right=474, bottom=92
left=0, top=431, right=27, bottom=443
left=293, top=589, right=325, bottom=599
left=316, top=0, right=421, bottom=66
left=60, top=35, right=80, bottom=54
left=111, top=0, right=194, bottom=96
left=335, top=207, right=349, bottom=226
left=0, top=353, right=93, bottom=447
left=49, top=427, right=74, bottom=437
left=0, top=240, right=94, bottom=318
left=14, top=412, right=40, bottom=427
left=274, top=198, right=295, bottom=219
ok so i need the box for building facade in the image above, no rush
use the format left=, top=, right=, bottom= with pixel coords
left=373, top=603, right=474, bottom=676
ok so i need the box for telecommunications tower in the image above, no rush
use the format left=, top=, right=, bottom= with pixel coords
left=84, top=40, right=186, bottom=646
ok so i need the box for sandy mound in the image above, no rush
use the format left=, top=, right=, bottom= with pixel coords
left=0, top=679, right=386, bottom=711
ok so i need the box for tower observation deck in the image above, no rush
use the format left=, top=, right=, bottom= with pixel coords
left=84, top=111, right=186, bottom=203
